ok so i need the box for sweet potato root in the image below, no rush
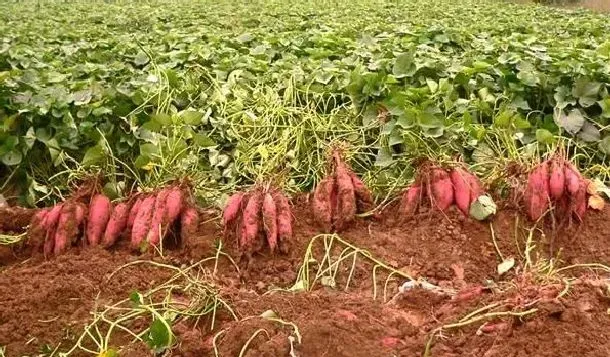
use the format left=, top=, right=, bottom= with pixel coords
left=131, top=195, right=155, bottom=249
left=223, top=192, right=245, bottom=228
left=274, top=192, right=292, bottom=254
left=126, top=197, right=143, bottom=231
left=349, top=171, right=374, bottom=212
left=146, top=189, right=170, bottom=246
left=165, top=186, right=184, bottom=225
left=429, top=168, right=454, bottom=212
left=548, top=158, right=565, bottom=200
left=451, top=167, right=482, bottom=216
left=43, top=204, right=63, bottom=257
left=564, top=163, right=581, bottom=195
left=180, top=206, right=199, bottom=247
left=86, top=194, right=112, bottom=246
left=262, top=193, right=278, bottom=252
left=102, top=202, right=130, bottom=248
left=312, top=176, right=335, bottom=233
left=54, top=203, right=78, bottom=255
left=524, top=163, right=550, bottom=221
left=240, top=191, right=262, bottom=250
left=572, top=180, right=587, bottom=222
left=334, top=162, right=357, bottom=231
left=398, top=185, right=422, bottom=220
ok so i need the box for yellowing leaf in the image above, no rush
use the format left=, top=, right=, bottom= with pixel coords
left=497, top=257, right=515, bottom=275
left=588, top=195, right=605, bottom=211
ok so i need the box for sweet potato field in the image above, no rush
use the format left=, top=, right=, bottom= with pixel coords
left=2, top=0, right=610, bottom=356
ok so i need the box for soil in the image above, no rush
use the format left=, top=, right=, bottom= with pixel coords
left=1, top=201, right=610, bottom=357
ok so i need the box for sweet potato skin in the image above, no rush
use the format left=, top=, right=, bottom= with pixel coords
left=429, top=168, right=454, bottom=212
left=165, top=186, right=184, bottom=225
left=398, top=185, right=422, bottom=220
left=451, top=168, right=471, bottom=216
left=262, top=193, right=278, bottom=252
left=349, top=171, right=374, bottom=212
left=43, top=204, right=63, bottom=257
left=126, top=197, right=143, bottom=231
left=54, top=203, right=78, bottom=255
left=548, top=159, right=565, bottom=200
left=572, top=180, right=587, bottom=222
left=180, top=206, right=199, bottom=247
left=273, top=192, right=292, bottom=254
left=223, top=192, right=245, bottom=228
left=524, top=163, right=550, bottom=221
left=312, top=177, right=334, bottom=233
left=130, top=195, right=156, bottom=249
left=240, top=191, right=263, bottom=250
left=86, top=194, right=112, bottom=246
left=146, top=189, right=171, bottom=246
left=334, top=163, right=357, bottom=231
left=102, top=202, right=130, bottom=248
left=564, top=163, right=581, bottom=195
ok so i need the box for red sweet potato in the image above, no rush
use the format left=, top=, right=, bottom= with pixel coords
left=130, top=195, right=156, bottom=249
left=86, top=194, right=112, bottom=246
left=429, top=168, right=454, bottom=211
left=274, top=192, right=292, bottom=254
left=572, top=179, right=587, bottom=222
left=564, top=162, right=581, bottom=195
left=126, top=197, right=143, bottom=230
left=102, top=202, right=131, bottom=248
left=349, top=171, right=374, bottom=212
left=334, top=163, right=357, bottom=231
left=312, top=176, right=335, bottom=233
left=43, top=204, right=63, bottom=257
left=451, top=168, right=483, bottom=216
left=165, top=186, right=184, bottom=225
left=54, top=203, right=78, bottom=255
left=28, top=208, right=48, bottom=250
left=180, top=206, right=199, bottom=247
left=262, top=193, right=278, bottom=252
left=146, top=189, right=170, bottom=246
left=548, top=159, right=565, bottom=200
left=240, top=191, right=263, bottom=249
left=524, top=163, right=550, bottom=221
left=398, top=185, right=422, bottom=219
left=224, top=192, right=244, bottom=225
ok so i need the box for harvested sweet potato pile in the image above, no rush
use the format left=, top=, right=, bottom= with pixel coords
left=524, top=157, right=598, bottom=223
left=223, top=186, right=293, bottom=255
left=397, top=163, right=483, bottom=221
left=311, top=150, right=374, bottom=233
left=26, top=184, right=198, bottom=256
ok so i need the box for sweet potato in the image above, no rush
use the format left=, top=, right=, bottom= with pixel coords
left=240, top=191, right=263, bottom=249
left=564, top=162, right=581, bottom=195
left=524, top=163, right=550, bottom=221
left=180, top=206, right=199, bottom=247
left=262, top=193, right=278, bottom=252
left=54, top=203, right=78, bottom=255
left=28, top=209, right=49, bottom=251
left=130, top=195, right=156, bottom=249
left=451, top=168, right=471, bottom=215
left=429, top=168, right=454, bottom=211
left=223, top=192, right=245, bottom=228
left=548, top=159, right=565, bottom=200
left=146, top=189, right=171, bottom=246
left=349, top=171, right=374, bottom=212
left=43, top=204, right=63, bottom=257
left=165, top=186, right=184, bottom=225
left=312, top=176, right=334, bottom=233
left=398, top=185, right=422, bottom=219
left=86, top=194, right=112, bottom=246
left=334, top=163, right=357, bottom=231
left=126, top=196, right=143, bottom=230
left=274, top=192, right=292, bottom=254
left=572, top=180, right=587, bottom=222
left=102, top=202, right=130, bottom=248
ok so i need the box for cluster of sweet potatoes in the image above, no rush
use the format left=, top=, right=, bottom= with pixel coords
left=311, top=150, right=374, bottom=233
left=398, top=163, right=483, bottom=220
left=223, top=186, right=292, bottom=255
left=524, top=156, right=592, bottom=223
left=27, top=185, right=198, bottom=256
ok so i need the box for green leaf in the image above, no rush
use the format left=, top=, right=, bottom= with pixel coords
left=180, top=110, right=204, bottom=125
left=1, top=150, right=22, bottom=166
left=417, top=112, right=443, bottom=129
left=469, top=195, right=496, bottom=221
left=192, top=132, right=216, bottom=147
left=374, top=147, right=393, bottom=167
left=145, top=318, right=173, bottom=352
left=140, top=143, right=159, bottom=158
left=393, top=53, right=414, bottom=78
left=82, top=145, right=105, bottom=166
left=129, top=291, right=144, bottom=305
left=554, top=109, right=584, bottom=135
left=134, top=51, right=150, bottom=66
left=599, top=136, right=610, bottom=155
left=237, top=33, right=254, bottom=43
left=134, top=155, right=151, bottom=169
left=572, top=78, right=600, bottom=107
left=535, top=129, right=554, bottom=145
left=598, top=98, right=610, bottom=119
left=577, top=121, right=600, bottom=142
left=151, top=113, right=172, bottom=125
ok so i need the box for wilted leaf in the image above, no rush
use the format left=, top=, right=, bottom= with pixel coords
left=469, top=195, right=497, bottom=221
left=588, top=195, right=605, bottom=211
left=577, top=121, right=600, bottom=142
left=134, top=51, right=149, bottom=66
left=1, top=150, right=22, bottom=166
left=497, top=257, right=515, bottom=275
left=554, top=109, right=585, bottom=135
left=260, top=310, right=279, bottom=319
left=599, top=136, right=610, bottom=155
